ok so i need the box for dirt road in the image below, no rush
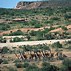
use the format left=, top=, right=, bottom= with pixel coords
left=0, top=39, right=71, bottom=48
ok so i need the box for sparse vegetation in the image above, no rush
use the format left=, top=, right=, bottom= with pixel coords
left=0, top=3, right=71, bottom=71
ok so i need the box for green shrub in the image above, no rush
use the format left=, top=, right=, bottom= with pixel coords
left=14, top=59, right=21, bottom=63
left=10, top=37, right=24, bottom=42
left=34, top=24, right=42, bottom=28
left=52, top=42, right=63, bottom=48
left=9, top=30, right=24, bottom=36
left=50, top=17, right=60, bottom=21
left=15, top=63, right=23, bottom=68
left=1, top=47, right=9, bottom=53
left=63, top=58, right=71, bottom=67
left=8, top=67, right=17, bottom=71
left=23, top=62, right=30, bottom=68
left=61, top=26, right=67, bottom=30
left=41, top=62, right=59, bottom=71
left=26, top=64, right=40, bottom=71
left=62, top=58, right=71, bottom=71
left=3, top=59, right=8, bottom=64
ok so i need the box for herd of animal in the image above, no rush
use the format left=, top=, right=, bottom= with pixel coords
left=14, top=50, right=65, bottom=61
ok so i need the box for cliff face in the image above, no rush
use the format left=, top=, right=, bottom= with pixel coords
left=15, top=1, right=71, bottom=9
left=16, top=1, right=48, bottom=9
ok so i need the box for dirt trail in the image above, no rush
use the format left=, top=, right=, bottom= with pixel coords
left=0, top=39, right=71, bottom=48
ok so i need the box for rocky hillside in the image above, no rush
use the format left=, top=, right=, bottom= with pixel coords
left=16, top=0, right=71, bottom=9
left=16, top=1, right=48, bottom=9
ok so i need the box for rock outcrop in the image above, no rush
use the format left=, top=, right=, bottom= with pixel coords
left=15, top=0, right=71, bottom=9
left=16, top=1, right=48, bottom=9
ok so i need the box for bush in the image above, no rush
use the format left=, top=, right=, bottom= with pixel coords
left=41, top=62, right=51, bottom=71
left=9, top=30, right=24, bottom=36
left=26, top=64, right=40, bottom=71
left=0, top=59, right=3, bottom=64
left=15, top=63, right=23, bottom=68
left=14, top=59, right=21, bottom=63
left=42, top=62, right=51, bottom=67
left=0, top=37, right=6, bottom=43
left=63, top=58, right=71, bottom=67
left=59, top=66, right=68, bottom=71
left=30, top=30, right=36, bottom=36
left=62, top=58, right=71, bottom=71
left=67, top=40, right=71, bottom=44
left=50, top=17, right=60, bottom=21
left=61, top=26, right=67, bottom=30
left=1, top=47, right=9, bottom=53
left=0, top=24, right=10, bottom=31
left=8, top=67, right=17, bottom=71
left=23, top=62, right=30, bottom=68
left=10, top=37, right=24, bottom=42
left=49, top=65, right=59, bottom=71
left=3, top=59, right=8, bottom=64
left=41, top=62, right=59, bottom=71
left=52, top=42, right=63, bottom=48
left=64, top=14, right=71, bottom=20
left=34, top=24, right=42, bottom=28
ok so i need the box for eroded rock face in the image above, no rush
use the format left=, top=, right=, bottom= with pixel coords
left=15, top=0, right=71, bottom=9
left=15, top=1, right=48, bottom=9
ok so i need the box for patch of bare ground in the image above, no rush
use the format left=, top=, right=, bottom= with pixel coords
left=0, top=27, right=43, bottom=36
left=50, top=60, right=62, bottom=67
left=0, top=24, right=71, bottom=36
left=67, top=25, right=71, bottom=29
left=50, top=28, right=64, bottom=33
